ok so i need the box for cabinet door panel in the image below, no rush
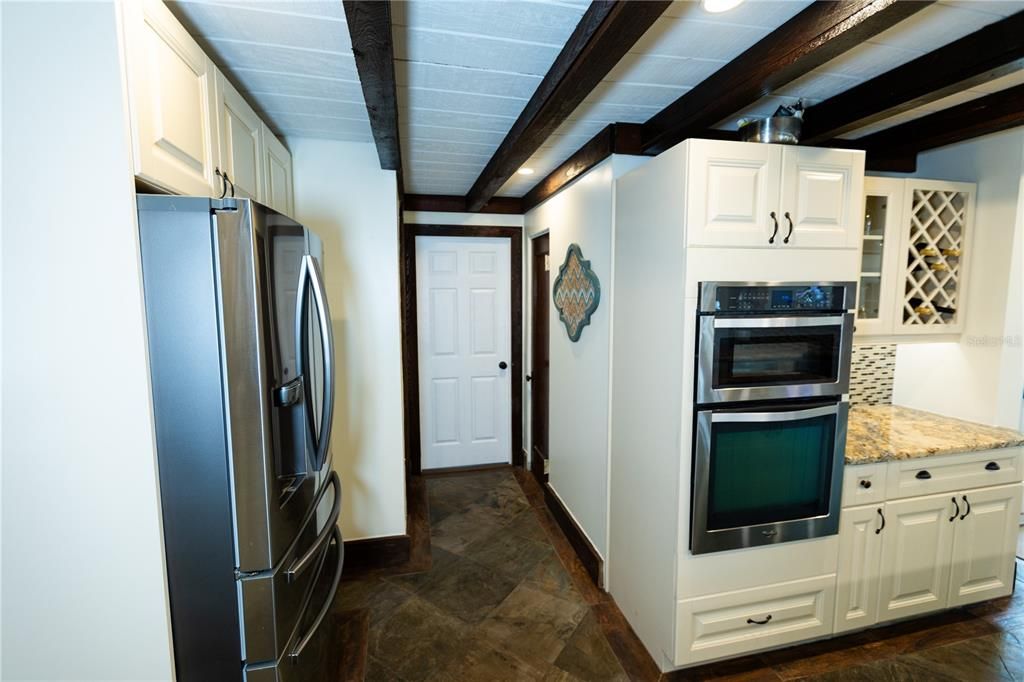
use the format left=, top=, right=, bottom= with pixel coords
left=125, top=0, right=217, bottom=195
left=948, top=484, right=1021, bottom=607
left=780, top=148, right=863, bottom=249
left=216, top=71, right=263, bottom=201
left=262, top=124, right=294, bottom=216
left=835, top=505, right=883, bottom=634
left=877, top=493, right=955, bottom=622
left=687, top=140, right=781, bottom=248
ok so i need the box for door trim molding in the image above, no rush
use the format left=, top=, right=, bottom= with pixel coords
left=400, top=223, right=524, bottom=475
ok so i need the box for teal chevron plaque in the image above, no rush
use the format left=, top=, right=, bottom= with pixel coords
left=552, top=243, right=600, bottom=343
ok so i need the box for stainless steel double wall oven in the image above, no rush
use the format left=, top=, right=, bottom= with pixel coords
left=691, top=282, right=856, bottom=555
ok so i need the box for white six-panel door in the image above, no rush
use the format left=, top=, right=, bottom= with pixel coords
left=416, top=237, right=511, bottom=470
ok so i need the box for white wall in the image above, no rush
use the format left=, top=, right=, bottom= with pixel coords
left=523, top=156, right=646, bottom=562
left=1, top=3, right=175, bottom=679
left=892, top=129, right=1024, bottom=428
left=290, top=139, right=407, bottom=540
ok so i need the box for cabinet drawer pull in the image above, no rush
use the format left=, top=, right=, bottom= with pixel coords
left=747, top=615, right=772, bottom=625
left=768, top=212, right=779, bottom=244
left=783, top=211, right=794, bottom=244
left=950, top=496, right=960, bottom=522
left=960, top=495, right=970, bottom=520
left=859, top=479, right=872, bottom=489
left=875, top=508, right=885, bottom=534
left=985, top=461, right=1000, bottom=471
left=915, top=470, right=932, bottom=480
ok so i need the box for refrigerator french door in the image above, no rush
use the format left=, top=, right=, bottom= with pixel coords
left=138, top=196, right=341, bottom=682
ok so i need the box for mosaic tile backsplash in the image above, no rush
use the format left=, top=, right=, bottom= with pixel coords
left=849, top=343, right=897, bottom=406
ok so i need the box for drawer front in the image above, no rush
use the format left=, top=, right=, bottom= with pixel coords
left=886, top=448, right=1023, bottom=499
left=842, top=463, right=887, bottom=507
left=676, top=575, right=835, bottom=666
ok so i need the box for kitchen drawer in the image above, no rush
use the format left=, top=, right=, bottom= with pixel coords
left=885, top=448, right=1023, bottom=500
left=842, top=463, right=887, bottom=507
left=675, top=574, right=835, bottom=666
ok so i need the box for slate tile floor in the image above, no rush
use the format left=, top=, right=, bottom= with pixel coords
left=332, top=468, right=1024, bottom=681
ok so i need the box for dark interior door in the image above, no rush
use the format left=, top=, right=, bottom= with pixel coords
left=531, top=234, right=550, bottom=481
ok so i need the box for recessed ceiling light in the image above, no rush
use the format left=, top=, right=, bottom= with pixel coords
left=517, top=168, right=535, bottom=176
left=702, top=0, right=744, bottom=13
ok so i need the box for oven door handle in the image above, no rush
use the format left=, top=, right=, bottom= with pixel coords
left=712, top=314, right=849, bottom=329
left=709, top=403, right=844, bottom=424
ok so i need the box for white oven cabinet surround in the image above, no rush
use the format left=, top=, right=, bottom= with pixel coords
left=686, top=139, right=864, bottom=250
left=835, top=448, right=1023, bottom=634
left=121, top=0, right=294, bottom=213
left=609, top=140, right=862, bottom=672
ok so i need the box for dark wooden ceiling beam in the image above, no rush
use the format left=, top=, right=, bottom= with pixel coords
left=802, top=11, right=1024, bottom=144
left=403, top=194, right=523, bottom=214
left=853, top=83, right=1024, bottom=158
left=521, top=123, right=641, bottom=212
left=343, top=1, right=402, bottom=172
left=465, top=0, right=671, bottom=212
left=640, top=0, right=933, bottom=155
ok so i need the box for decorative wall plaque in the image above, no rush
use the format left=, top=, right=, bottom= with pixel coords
left=552, top=243, right=600, bottom=342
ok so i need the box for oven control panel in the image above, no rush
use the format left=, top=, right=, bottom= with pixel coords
left=702, top=283, right=854, bottom=313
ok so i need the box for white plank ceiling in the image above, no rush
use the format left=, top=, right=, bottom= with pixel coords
left=392, top=0, right=589, bottom=195
left=170, top=0, right=373, bottom=143
left=171, top=0, right=1024, bottom=200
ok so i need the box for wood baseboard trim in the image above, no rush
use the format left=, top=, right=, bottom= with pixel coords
left=342, top=534, right=411, bottom=575
left=543, top=484, right=602, bottom=587
left=530, top=448, right=548, bottom=484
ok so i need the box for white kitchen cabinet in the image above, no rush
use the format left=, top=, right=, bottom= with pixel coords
left=855, top=178, right=975, bottom=337
left=261, top=123, right=294, bottom=216
left=214, top=69, right=263, bottom=201
left=122, top=0, right=219, bottom=196
left=855, top=178, right=905, bottom=335
left=876, top=492, right=956, bottom=622
left=780, top=147, right=864, bottom=249
left=686, top=141, right=781, bottom=248
left=948, top=483, right=1021, bottom=607
left=685, top=139, right=864, bottom=250
left=834, top=504, right=884, bottom=634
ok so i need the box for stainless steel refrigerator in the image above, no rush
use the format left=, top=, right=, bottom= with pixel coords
left=138, top=195, right=343, bottom=681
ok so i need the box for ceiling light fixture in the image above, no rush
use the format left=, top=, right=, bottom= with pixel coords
left=517, top=168, right=535, bottom=176
left=702, top=0, right=744, bottom=13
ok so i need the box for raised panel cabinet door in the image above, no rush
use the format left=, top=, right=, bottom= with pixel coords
left=877, top=493, right=956, bottom=622
left=686, top=139, right=782, bottom=248
left=948, top=484, right=1022, bottom=607
left=779, top=147, right=864, bottom=249
left=261, top=123, right=294, bottom=216
left=215, top=70, right=263, bottom=201
left=415, top=236, right=512, bottom=470
left=834, top=504, right=884, bottom=634
left=123, top=0, right=218, bottom=196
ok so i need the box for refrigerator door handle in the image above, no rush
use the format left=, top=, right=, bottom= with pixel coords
left=286, top=471, right=341, bottom=582
left=295, top=254, right=336, bottom=472
left=288, top=526, right=344, bottom=660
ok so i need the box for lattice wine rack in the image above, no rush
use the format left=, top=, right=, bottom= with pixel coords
left=901, top=187, right=969, bottom=329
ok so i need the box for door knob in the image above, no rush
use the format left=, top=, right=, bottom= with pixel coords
left=499, top=361, right=508, bottom=370
left=526, top=374, right=532, bottom=382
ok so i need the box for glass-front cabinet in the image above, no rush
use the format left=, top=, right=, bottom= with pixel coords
left=855, top=177, right=974, bottom=337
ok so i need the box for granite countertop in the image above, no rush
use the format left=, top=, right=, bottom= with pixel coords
left=846, top=404, right=1024, bottom=465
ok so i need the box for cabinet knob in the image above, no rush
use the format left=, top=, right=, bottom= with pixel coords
left=859, top=479, right=872, bottom=489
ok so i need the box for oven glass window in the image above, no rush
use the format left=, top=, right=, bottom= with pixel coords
left=714, top=325, right=841, bottom=388
left=706, top=412, right=836, bottom=530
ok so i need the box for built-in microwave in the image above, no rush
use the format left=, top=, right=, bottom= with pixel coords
left=691, top=400, right=848, bottom=555
left=696, top=282, right=856, bottom=405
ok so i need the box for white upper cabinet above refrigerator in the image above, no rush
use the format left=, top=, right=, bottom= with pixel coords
left=123, top=0, right=219, bottom=196
left=120, top=0, right=294, bottom=203
left=214, top=69, right=263, bottom=202
left=686, top=139, right=864, bottom=250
